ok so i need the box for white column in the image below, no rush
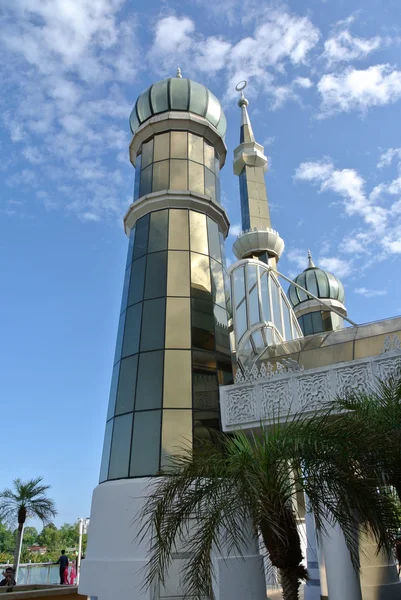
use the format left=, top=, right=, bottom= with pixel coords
left=304, top=510, right=321, bottom=600
left=321, top=520, right=362, bottom=600
left=359, top=531, right=401, bottom=600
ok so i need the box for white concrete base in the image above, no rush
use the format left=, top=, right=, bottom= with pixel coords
left=80, top=478, right=266, bottom=600
left=359, top=533, right=401, bottom=600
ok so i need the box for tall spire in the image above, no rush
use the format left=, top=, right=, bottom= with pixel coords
left=232, top=80, right=284, bottom=265
left=307, top=250, right=316, bottom=269
left=176, top=66, right=182, bottom=78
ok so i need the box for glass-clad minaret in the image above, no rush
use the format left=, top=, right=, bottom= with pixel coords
left=98, top=70, right=232, bottom=482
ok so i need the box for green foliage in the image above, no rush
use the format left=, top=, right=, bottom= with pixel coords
left=37, top=524, right=60, bottom=551
left=0, top=477, right=57, bottom=526
left=141, top=409, right=401, bottom=600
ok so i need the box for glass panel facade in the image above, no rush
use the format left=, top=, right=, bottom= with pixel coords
left=161, top=410, right=192, bottom=469
left=165, top=297, right=191, bottom=348
left=207, top=217, right=221, bottom=262
left=133, top=214, right=149, bottom=259
left=144, top=251, right=167, bottom=299
left=108, top=414, right=133, bottom=479
left=167, top=251, right=190, bottom=296
left=211, top=259, right=225, bottom=307
left=130, top=410, right=161, bottom=476
left=135, top=133, right=220, bottom=202
left=136, top=350, right=164, bottom=410
left=153, top=132, right=170, bottom=162
left=140, top=298, right=166, bottom=351
left=171, top=131, right=188, bottom=159
left=114, top=312, right=126, bottom=364
left=168, top=209, right=189, bottom=250
left=115, top=355, right=138, bottom=416
left=99, top=420, right=113, bottom=482
left=188, top=132, right=203, bottom=163
left=163, top=350, right=192, bottom=408
left=170, top=159, right=188, bottom=189
left=192, top=298, right=214, bottom=351
left=122, top=303, right=142, bottom=358
left=190, top=211, right=208, bottom=255
left=107, top=362, right=120, bottom=420
left=128, top=256, right=146, bottom=307
left=152, top=160, right=169, bottom=192
left=191, top=253, right=211, bottom=297
left=270, top=279, right=283, bottom=335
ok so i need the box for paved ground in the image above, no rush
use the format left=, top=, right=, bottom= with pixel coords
left=266, top=585, right=304, bottom=599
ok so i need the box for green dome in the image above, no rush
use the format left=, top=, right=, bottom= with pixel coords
left=129, top=77, right=227, bottom=138
left=288, top=259, right=345, bottom=308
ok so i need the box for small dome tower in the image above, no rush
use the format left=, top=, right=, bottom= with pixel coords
left=287, top=251, right=347, bottom=335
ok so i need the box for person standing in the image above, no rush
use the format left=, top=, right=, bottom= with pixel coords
left=0, top=567, right=16, bottom=587
left=55, top=550, right=69, bottom=584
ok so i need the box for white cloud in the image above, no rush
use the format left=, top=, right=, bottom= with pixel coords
left=229, top=223, right=242, bottom=237
left=150, top=16, right=195, bottom=61
left=318, top=64, right=401, bottom=115
left=286, top=248, right=308, bottom=270
left=323, top=30, right=381, bottom=66
left=354, top=287, right=387, bottom=298
left=341, top=234, right=369, bottom=254
left=318, top=256, right=352, bottom=278
left=194, top=37, right=231, bottom=74
left=293, top=77, right=313, bottom=89
left=377, top=147, right=401, bottom=169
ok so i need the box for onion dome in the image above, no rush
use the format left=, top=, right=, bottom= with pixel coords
left=288, top=251, right=345, bottom=308
left=129, top=68, right=227, bottom=138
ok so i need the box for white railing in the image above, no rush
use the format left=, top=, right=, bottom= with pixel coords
left=0, top=563, right=76, bottom=586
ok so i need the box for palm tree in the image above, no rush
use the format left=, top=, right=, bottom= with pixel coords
left=334, top=374, right=401, bottom=501
left=0, top=477, right=57, bottom=583
left=140, top=412, right=400, bottom=600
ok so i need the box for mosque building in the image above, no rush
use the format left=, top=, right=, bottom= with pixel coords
left=80, top=71, right=401, bottom=600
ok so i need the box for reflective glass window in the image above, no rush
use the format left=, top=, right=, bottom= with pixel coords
left=153, top=132, right=170, bottom=162
left=114, top=312, right=126, bottom=365
left=211, top=259, right=225, bottom=307
left=148, top=210, right=168, bottom=253
left=205, top=91, right=221, bottom=128
left=189, top=80, right=208, bottom=116
left=193, top=372, right=219, bottom=410
left=167, top=251, right=190, bottom=296
left=134, top=154, right=141, bottom=201
left=126, top=226, right=136, bottom=269
left=122, top=303, right=142, bottom=358
left=260, top=271, right=271, bottom=321
left=168, top=209, right=189, bottom=250
left=235, top=301, right=247, bottom=342
left=233, top=267, right=245, bottom=304
left=150, top=80, right=169, bottom=114
left=128, top=255, right=146, bottom=307
left=165, top=297, right=191, bottom=349
left=107, top=362, right=120, bottom=421
left=115, top=355, right=138, bottom=416
left=214, top=305, right=230, bottom=355
left=192, top=298, right=214, bottom=351
left=204, top=168, right=215, bottom=201
left=140, top=165, right=152, bottom=197
left=193, top=412, right=220, bottom=447
left=170, top=77, right=189, bottom=110
left=164, top=350, right=192, bottom=408
left=282, top=302, right=293, bottom=340
left=193, top=349, right=217, bottom=373
left=215, top=173, right=221, bottom=203
left=152, top=160, right=169, bottom=192
left=270, top=279, right=283, bottom=335
left=171, top=131, right=188, bottom=159
left=130, top=410, right=161, bottom=476
left=190, top=211, right=208, bottom=255
left=300, top=313, right=313, bottom=336
left=108, top=413, right=133, bottom=479
left=253, top=330, right=264, bottom=351
left=144, top=251, right=167, bottom=299
left=99, top=420, right=113, bottom=482
left=120, top=267, right=131, bottom=313
left=207, top=217, right=221, bottom=262
left=217, top=355, right=232, bottom=385
left=170, top=159, right=187, bottom=189
left=191, top=253, right=211, bottom=298
left=204, top=141, right=215, bottom=171
left=189, top=161, right=204, bottom=194
left=140, top=298, right=166, bottom=352
left=133, top=214, right=149, bottom=259
left=161, top=410, right=192, bottom=469
left=188, top=133, right=203, bottom=163
left=137, top=91, right=152, bottom=123
left=135, top=350, right=164, bottom=410
left=312, top=311, right=323, bottom=334
left=247, top=265, right=260, bottom=326
left=141, top=138, right=153, bottom=169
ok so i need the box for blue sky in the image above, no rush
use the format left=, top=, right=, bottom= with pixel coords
left=1, top=0, right=401, bottom=526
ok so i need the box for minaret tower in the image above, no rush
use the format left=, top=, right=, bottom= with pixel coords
left=232, top=81, right=284, bottom=267
left=80, top=70, right=234, bottom=600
